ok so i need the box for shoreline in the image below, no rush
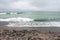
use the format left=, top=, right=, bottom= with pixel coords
left=0, top=26, right=60, bottom=40
left=0, top=26, right=60, bottom=33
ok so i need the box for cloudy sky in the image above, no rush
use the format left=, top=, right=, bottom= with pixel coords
left=0, top=0, right=60, bottom=11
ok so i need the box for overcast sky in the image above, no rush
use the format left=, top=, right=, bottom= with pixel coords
left=0, top=0, right=60, bottom=11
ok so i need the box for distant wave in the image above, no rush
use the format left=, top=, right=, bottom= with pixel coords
left=0, top=13, right=6, bottom=14
left=0, top=12, right=23, bottom=15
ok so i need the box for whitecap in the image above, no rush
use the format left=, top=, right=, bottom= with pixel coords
left=0, top=17, right=34, bottom=22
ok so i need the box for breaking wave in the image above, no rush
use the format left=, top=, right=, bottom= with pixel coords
left=0, top=17, right=34, bottom=22
left=0, top=17, right=60, bottom=27
left=0, top=17, right=59, bottom=22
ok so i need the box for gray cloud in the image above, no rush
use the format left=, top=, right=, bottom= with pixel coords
left=0, top=0, right=60, bottom=11
left=31, top=0, right=60, bottom=11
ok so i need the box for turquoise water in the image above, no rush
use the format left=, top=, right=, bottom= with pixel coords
left=0, top=11, right=60, bottom=21
left=0, top=11, right=60, bottom=27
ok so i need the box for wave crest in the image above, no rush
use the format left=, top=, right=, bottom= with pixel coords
left=0, top=12, right=22, bottom=15
left=0, top=17, right=34, bottom=22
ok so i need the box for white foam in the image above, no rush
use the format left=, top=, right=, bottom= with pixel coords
left=0, top=13, right=6, bottom=14
left=0, top=17, right=34, bottom=22
left=6, top=22, right=60, bottom=27
left=0, top=12, right=18, bottom=15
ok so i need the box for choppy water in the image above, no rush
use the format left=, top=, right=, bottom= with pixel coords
left=0, top=11, right=60, bottom=27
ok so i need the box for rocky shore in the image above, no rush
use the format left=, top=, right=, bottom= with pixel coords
left=0, top=28, right=60, bottom=40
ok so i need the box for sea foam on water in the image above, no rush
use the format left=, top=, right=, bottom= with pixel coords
left=0, top=17, right=34, bottom=22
